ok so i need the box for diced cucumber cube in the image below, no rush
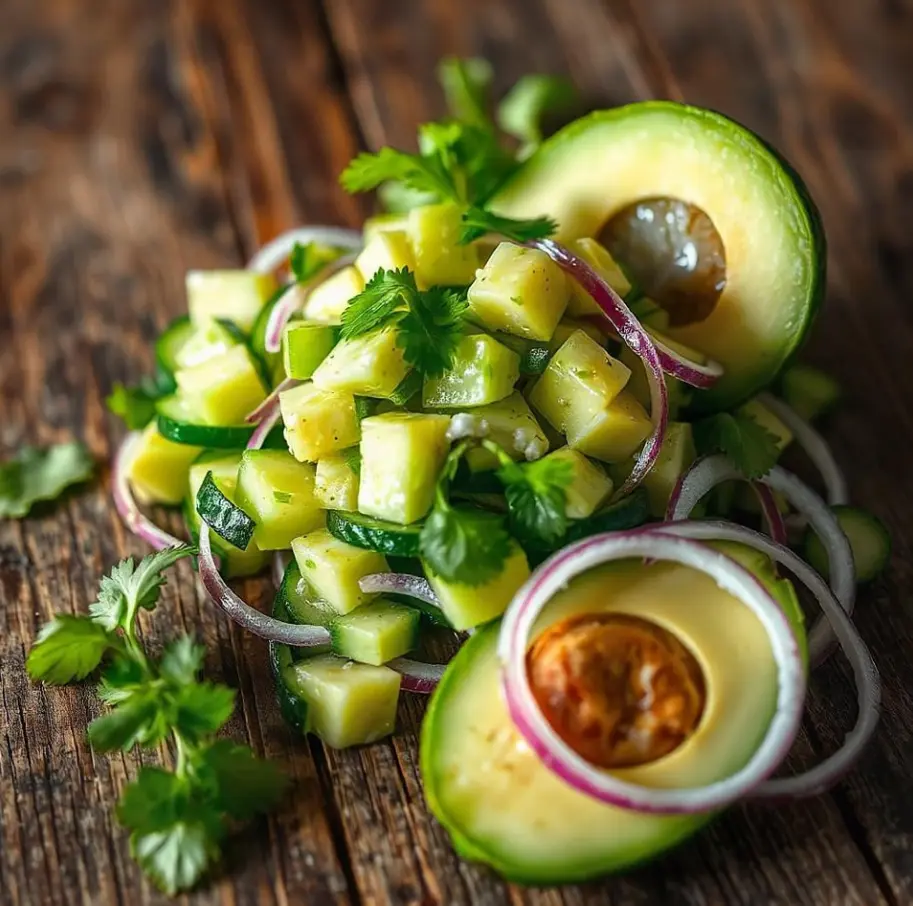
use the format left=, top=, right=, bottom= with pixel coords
left=302, top=266, right=365, bottom=325
left=329, top=599, right=420, bottom=666
left=458, top=391, right=550, bottom=472
left=186, top=270, right=276, bottom=333
left=565, top=238, right=631, bottom=317
left=564, top=389, right=652, bottom=463
left=468, top=242, right=568, bottom=340
left=408, top=202, right=480, bottom=287
left=424, top=542, right=530, bottom=630
left=279, top=382, right=361, bottom=462
left=738, top=398, right=793, bottom=452
left=354, top=230, right=415, bottom=280
left=357, top=413, right=451, bottom=524
left=292, top=528, right=388, bottom=614
left=174, top=345, right=268, bottom=425
left=282, top=323, right=338, bottom=380
left=315, top=451, right=360, bottom=511
left=312, top=326, right=411, bottom=399
left=528, top=330, right=632, bottom=434
left=541, top=447, right=613, bottom=518
left=363, top=213, right=410, bottom=244
left=422, top=334, right=520, bottom=408
left=174, top=319, right=243, bottom=370
left=548, top=317, right=607, bottom=354
left=235, top=450, right=324, bottom=550
left=286, top=654, right=401, bottom=748
left=127, top=422, right=202, bottom=505
left=640, top=422, right=696, bottom=517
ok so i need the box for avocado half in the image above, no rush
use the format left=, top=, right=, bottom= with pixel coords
left=490, top=102, right=826, bottom=413
left=420, top=550, right=807, bottom=884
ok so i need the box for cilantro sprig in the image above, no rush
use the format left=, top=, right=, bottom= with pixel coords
left=340, top=268, right=469, bottom=379
left=26, top=546, right=287, bottom=895
left=694, top=410, right=782, bottom=479
left=0, top=442, right=95, bottom=519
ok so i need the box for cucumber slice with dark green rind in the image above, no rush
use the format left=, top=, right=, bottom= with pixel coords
left=804, top=505, right=891, bottom=584
left=195, top=471, right=256, bottom=550
left=326, top=510, right=423, bottom=557
left=269, top=593, right=310, bottom=733
left=490, top=333, right=551, bottom=375
left=156, top=395, right=285, bottom=448
left=277, top=561, right=337, bottom=634
left=388, top=370, right=424, bottom=406
left=354, top=397, right=377, bottom=421
left=155, top=316, right=196, bottom=379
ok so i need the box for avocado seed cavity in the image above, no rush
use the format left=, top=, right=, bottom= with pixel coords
left=527, top=613, right=707, bottom=769
left=601, top=197, right=726, bottom=327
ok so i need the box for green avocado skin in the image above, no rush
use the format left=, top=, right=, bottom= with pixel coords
left=490, top=101, right=828, bottom=414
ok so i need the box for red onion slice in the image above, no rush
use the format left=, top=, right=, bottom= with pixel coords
left=667, top=455, right=855, bottom=665
left=529, top=239, right=668, bottom=496
left=498, top=528, right=806, bottom=814
left=659, top=520, right=879, bottom=799
left=649, top=333, right=725, bottom=389
left=359, top=573, right=440, bottom=607
left=198, top=525, right=331, bottom=647
left=759, top=393, right=849, bottom=506
left=752, top=482, right=789, bottom=546
left=112, top=432, right=186, bottom=551
left=246, top=378, right=300, bottom=424
left=247, top=227, right=362, bottom=276
left=388, top=658, right=447, bottom=694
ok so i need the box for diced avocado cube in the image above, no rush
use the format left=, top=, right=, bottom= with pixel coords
left=302, top=265, right=365, bottom=325
left=363, top=213, right=410, bottom=244
left=127, top=422, right=203, bottom=505
left=528, top=330, right=632, bottom=435
left=565, top=238, right=631, bottom=317
left=312, top=326, right=411, bottom=399
left=315, top=450, right=360, bottom=511
left=235, top=450, right=324, bottom=550
left=355, top=230, right=416, bottom=281
left=738, top=398, right=793, bottom=452
left=186, top=270, right=276, bottom=333
left=408, top=202, right=480, bottom=287
left=640, top=422, right=696, bottom=517
left=174, top=319, right=242, bottom=370
left=175, top=345, right=268, bottom=425
left=459, top=392, right=550, bottom=472
left=286, top=654, right=401, bottom=748
left=548, top=317, right=607, bottom=354
left=564, top=389, right=652, bottom=463
left=779, top=364, right=840, bottom=422
left=542, top=447, right=613, bottom=518
left=422, top=335, right=520, bottom=409
left=357, top=413, right=451, bottom=524
left=425, top=542, right=530, bottom=630
left=468, top=242, right=568, bottom=341
left=330, top=599, right=420, bottom=666
left=619, top=342, right=692, bottom=420
left=282, top=323, right=338, bottom=380
left=292, top=528, right=388, bottom=614
left=279, top=382, right=360, bottom=462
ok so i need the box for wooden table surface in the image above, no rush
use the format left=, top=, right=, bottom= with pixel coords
left=2, top=0, right=912, bottom=903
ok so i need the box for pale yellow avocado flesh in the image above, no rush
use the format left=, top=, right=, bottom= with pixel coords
left=490, top=103, right=824, bottom=412
left=422, top=559, right=793, bottom=883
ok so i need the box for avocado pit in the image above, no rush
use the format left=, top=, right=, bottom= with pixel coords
left=527, top=613, right=706, bottom=769
left=600, top=197, right=726, bottom=327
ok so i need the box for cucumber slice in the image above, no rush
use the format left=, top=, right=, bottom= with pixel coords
left=277, top=561, right=338, bottom=637
left=804, top=505, right=891, bottom=584
left=251, top=285, right=291, bottom=384
left=155, top=316, right=197, bottom=378
left=282, top=322, right=338, bottom=381
left=326, top=509, right=422, bottom=557
left=196, top=470, right=256, bottom=550
left=329, top=599, right=420, bottom=666
left=156, top=394, right=284, bottom=449
left=779, top=364, right=841, bottom=422
left=269, top=593, right=310, bottom=734
left=388, top=370, right=424, bottom=406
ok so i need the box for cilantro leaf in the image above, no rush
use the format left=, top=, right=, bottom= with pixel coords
left=117, top=767, right=185, bottom=834
left=195, top=740, right=289, bottom=822
left=159, top=636, right=205, bottom=686
left=0, top=443, right=94, bottom=519
left=495, top=453, right=573, bottom=549
left=339, top=268, right=416, bottom=340
left=88, top=687, right=166, bottom=752
left=694, top=411, right=781, bottom=479
left=459, top=206, right=557, bottom=244
left=106, top=380, right=161, bottom=430
left=438, top=57, right=494, bottom=129
left=89, top=545, right=196, bottom=632
left=396, top=287, right=469, bottom=378
left=420, top=505, right=512, bottom=586
left=497, top=74, right=580, bottom=151
left=132, top=816, right=221, bottom=896
left=26, top=615, right=113, bottom=684
left=172, top=682, right=235, bottom=744
left=340, top=147, right=456, bottom=200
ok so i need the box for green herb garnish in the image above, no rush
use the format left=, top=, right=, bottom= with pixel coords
left=459, top=206, right=558, bottom=244
left=26, top=546, right=287, bottom=895
left=694, top=411, right=782, bottom=479
left=0, top=442, right=94, bottom=518
left=289, top=241, right=343, bottom=284
left=497, top=74, right=580, bottom=154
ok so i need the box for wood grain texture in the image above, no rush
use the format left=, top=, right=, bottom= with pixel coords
left=1, top=0, right=910, bottom=903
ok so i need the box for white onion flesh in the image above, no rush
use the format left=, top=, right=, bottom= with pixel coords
left=246, top=227, right=362, bottom=275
